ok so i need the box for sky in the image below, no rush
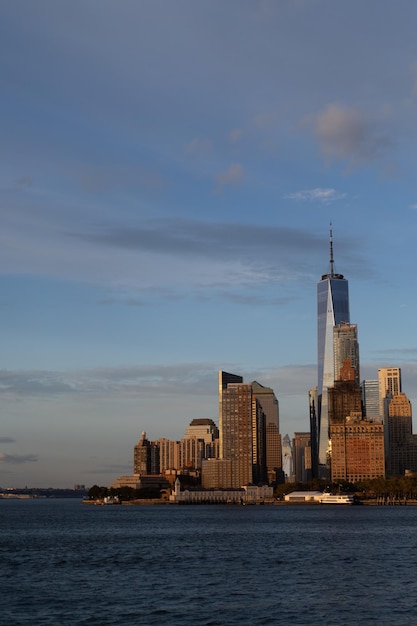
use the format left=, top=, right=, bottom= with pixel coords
left=1, top=1, right=417, bottom=488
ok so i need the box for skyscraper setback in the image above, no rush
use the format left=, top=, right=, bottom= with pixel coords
left=316, top=226, right=350, bottom=474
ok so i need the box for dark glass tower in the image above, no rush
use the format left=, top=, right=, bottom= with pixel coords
left=316, top=226, right=350, bottom=473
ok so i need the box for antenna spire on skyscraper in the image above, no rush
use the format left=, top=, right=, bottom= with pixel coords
left=329, top=221, right=335, bottom=278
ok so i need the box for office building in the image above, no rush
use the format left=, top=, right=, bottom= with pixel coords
left=378, top=367, right=402, bottom=421
left=219, top=370, right=243, bottom=463
left=316, top=226, right=350, bottom=475
left=385, top=392, right=417, bottom=477
left=219, top=376, right=253, bottom=487
left=362, top=380, right=379, bottom=420
left=309, top=387, right=319, bottom=478
left=178, top=436, right=206, bottom=471
left=328, top=359, right=363, bottom=474
left=218, top=371, right=271, bottom=487
left=328, top=359, right=362, bottom=425
left=201, top=458, right=232, bottom=488
left=184, top=418, right=219, bottom=445
left=292, top=432, right=312, bottom=482
left=158, top=438, right=180, bottom=473
left=282, top=434, right=293, bottom=481
left=330, top=415, right=385, bottom=482
left=333, top=323, right=359, bottom=385
left=159, top=419, right=220, bottom=476
left=184, top=418, right=219, bottom=461
left=133, top=432, right=160, bottom=475
left=251, top=380, right=281, bottom=482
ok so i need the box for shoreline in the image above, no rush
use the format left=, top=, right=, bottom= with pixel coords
left=83, top=498, right=417, bottom=506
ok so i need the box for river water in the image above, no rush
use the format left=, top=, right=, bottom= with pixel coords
left=1, top=499, right=417, bottom=625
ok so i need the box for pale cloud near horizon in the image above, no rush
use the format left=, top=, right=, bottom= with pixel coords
left=0, top=452, right=39, bottom=464
left=84, top=463, right=132, bottom=475
left=4, top=361, right=417, bottom=401
left=0, top=363, right=316, bottom=400
left=0, top=364, right=218, bottom=398
left=286, top=188, right=346, bottom=203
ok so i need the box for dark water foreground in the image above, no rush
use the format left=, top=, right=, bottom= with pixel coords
left=1, top=499, right=417, bottom=625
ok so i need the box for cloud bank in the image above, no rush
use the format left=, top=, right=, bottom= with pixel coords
left=0, top=453, right=38, bottom=464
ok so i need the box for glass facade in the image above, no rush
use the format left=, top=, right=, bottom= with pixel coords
left=317, top=274, right=350, bottom=469
left=333, top=323, right=359, bottom=384
left=361, top=379, right=380, bottom=420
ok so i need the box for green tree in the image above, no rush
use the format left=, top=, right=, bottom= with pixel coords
left=87, top=485, right=108, bottom=500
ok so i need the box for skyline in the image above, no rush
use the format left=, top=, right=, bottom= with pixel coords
left=1, top=2, right=417, bottom=487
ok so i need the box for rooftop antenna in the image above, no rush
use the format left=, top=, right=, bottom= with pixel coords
left=329, top=221, right=335, bottom=277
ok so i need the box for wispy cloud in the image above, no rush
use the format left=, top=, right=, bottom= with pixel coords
left=214, top=163, right=245, bottom=192
left=0, top=364, right=218, bottom=398
left=286, top=188, right=346, bottom=203
left=229, top=128, right=243, bottom=144
left=14, top=175, right=33, bottom=190
left=0, top=362, right=320, bottom=403
left=254, top=110, right=280, bottom=130
left=70, top=219, right=365, bottom=291
left=409, top=204, right=417, bottom=210
left=84, top=463, right=132, bottom=475
left=0, top=453, right=38, bottom=464
left=370, top=348, right=417, bottom=362
left=220, top=292, right=298, bottom=306
left=0, top=437, right=16, bottom=443
left=0, top=199, right=366, bottom=295
left=185, top=137, right=212, bottom=156
left=0, top=370, right=76, bottom=396
left=78, top=165, right=166, bottom=193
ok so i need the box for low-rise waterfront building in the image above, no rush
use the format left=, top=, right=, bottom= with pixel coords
left=170, top=478, right=273, bottom=504
left=284, top=491, right=323, bottom=503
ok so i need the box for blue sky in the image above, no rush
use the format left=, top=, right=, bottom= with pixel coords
left=1, top=1, right=417, bottom=488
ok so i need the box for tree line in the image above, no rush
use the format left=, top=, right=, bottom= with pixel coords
left=87, top=485, right=162, bottom=501
left=274, top=475, right=417, bottom=500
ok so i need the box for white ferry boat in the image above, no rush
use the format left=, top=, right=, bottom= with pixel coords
left=319, top=493, right=355, bottom=505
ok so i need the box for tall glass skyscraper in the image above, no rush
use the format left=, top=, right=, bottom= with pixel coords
left=317, top=226, right=350, bottom=473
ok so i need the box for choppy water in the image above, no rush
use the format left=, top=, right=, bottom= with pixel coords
left=1, top=499, right=417, bottom=625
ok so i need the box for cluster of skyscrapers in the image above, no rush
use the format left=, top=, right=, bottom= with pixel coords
left=122, top=374, right=282, bottom=491
left=111, top=227, right=416, bottom=491
left=310, top=227, right=417, bottom=483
